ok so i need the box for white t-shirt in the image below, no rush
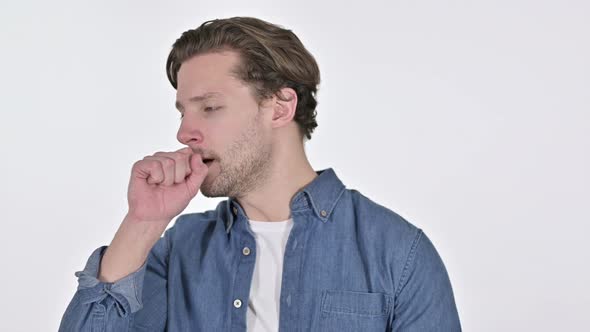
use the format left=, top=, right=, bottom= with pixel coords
left=246, top=217, right=294, bottom=332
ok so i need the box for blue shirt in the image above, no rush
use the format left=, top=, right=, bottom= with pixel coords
left=59, top=168, right=461, bottom=331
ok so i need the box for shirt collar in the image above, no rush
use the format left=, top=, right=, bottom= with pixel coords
left=224, top=168, right=346, bottom=233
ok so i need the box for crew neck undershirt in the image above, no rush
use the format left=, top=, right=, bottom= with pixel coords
left=245, top=217, right=294, bottom=332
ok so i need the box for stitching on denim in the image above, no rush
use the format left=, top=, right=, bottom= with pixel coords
left=291, top=208, right=310, bottom=213
left=227, top=237, right=242, bottom=330
left=394, top=229, right=423, bottom=299
left=320, top=291, right=328, bottom=311
left=131, top=274, right=139, bottom=312
left=305, top=190, right=320, bottom=218
left=296, top=214, right=312, bottom=268
left=324, top=305, right=385, bottom=316
left=327, top=186, right=346, bottom=217
left=321, top=291, right=391, bottom=317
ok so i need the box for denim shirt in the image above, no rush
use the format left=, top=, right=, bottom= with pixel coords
left=59, top=168, right=461, bottom=331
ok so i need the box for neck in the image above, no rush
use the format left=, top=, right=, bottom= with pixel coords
left=235, top=140, right=317, bottom=222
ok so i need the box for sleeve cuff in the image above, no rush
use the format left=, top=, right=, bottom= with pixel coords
left=73, top=245, right=148, bottom=315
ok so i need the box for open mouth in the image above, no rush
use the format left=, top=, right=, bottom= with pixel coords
left=203, top=158, right=215, bottom=166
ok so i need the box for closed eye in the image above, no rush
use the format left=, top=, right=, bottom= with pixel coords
left=204, top=106, right=222, bottom=112
left=179, top=106, right=222, bottom=119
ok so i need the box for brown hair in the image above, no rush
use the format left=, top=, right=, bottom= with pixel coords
left=166, top=17, right=320, bottom=141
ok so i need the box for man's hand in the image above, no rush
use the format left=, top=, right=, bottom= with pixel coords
left=126, top=147, right=209, bottom=225
left=98, top=147, right=209, bottom=283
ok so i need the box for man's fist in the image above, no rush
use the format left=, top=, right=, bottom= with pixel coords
left=126, top=147, right=209, bottom=224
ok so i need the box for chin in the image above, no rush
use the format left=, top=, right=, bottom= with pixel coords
left=200, top=181, right=226, bottom=198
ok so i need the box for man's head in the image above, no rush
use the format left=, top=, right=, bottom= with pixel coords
left=169, top=17, right=320, bottom=198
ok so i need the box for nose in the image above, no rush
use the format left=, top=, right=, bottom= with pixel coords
left=176, top=119, right=204, bottom=146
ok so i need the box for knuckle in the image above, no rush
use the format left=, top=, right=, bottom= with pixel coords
left=170, top=152, right=185, bottom=164
left=147, top=159, right=160, bottom=168
left=162, top=158, right=175, bottom=167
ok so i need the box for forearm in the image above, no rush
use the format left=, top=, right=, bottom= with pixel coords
left=98, top=214, right=169, bottom=283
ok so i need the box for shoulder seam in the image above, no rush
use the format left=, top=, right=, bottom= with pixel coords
left=394, top=228, right=424, bottom=299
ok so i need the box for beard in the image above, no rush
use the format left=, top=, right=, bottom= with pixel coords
left=199, top=111, right=272, bottom=198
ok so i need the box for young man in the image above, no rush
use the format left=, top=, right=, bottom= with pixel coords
left=59, top=17, right=461, bottom=332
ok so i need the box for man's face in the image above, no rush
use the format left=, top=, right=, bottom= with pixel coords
left=175, top=50, right=273, bottom=198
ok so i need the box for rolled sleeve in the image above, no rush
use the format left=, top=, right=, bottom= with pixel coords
left=73, top=245, right=148, bottom=315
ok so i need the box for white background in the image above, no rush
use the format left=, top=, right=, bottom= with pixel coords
left=1, top=0, right=588, bottom=331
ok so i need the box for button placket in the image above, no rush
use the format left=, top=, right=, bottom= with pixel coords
left=229, top=215, right=256, bottom=331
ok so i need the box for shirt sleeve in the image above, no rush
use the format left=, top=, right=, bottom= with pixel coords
left=391, top=230, right=462, bottom=331
left=58, top=229, right=171, bottom=332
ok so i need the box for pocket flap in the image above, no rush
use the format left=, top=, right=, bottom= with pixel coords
left=321, top=290, right=392, bottom=317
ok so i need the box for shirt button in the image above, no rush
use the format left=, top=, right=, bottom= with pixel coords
left=320, top=210, right=327, bottom=217
left=242, top=247, right=251, bottom=256
left=233, top=207, right=238, bottom=215
left=233, top=299, right=242, bottom=308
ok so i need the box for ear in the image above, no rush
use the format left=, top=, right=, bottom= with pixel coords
left=270, top=87, right=298, bottom=129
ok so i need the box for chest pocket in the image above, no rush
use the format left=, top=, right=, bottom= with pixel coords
left=317, top=290, right=393, bottom=332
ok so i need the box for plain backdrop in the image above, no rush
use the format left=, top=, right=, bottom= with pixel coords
left=1, top=0, right=588, bottom=331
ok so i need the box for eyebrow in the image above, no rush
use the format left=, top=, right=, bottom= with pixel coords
left=175, top=92, right=222, bottom=111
